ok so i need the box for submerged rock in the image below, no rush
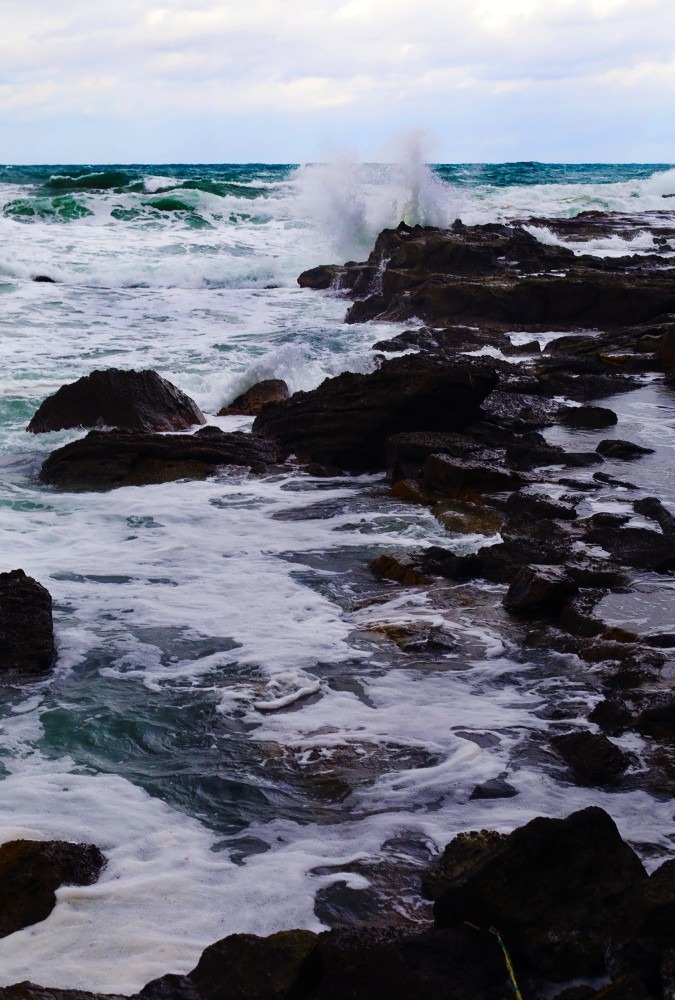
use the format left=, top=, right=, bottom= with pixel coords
left=253, top=354, right=497, bottom=471
left=28, top=368, right=206, bottom=434
left=0, top=569, right=56, bottom=676
left=0, top=840, right=105, bottom=938
left=39, top=427, right=286, bottom=490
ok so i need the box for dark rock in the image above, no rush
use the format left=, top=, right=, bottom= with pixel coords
left=593, top=472, right=637, bottom=490
left=501, top=515, right=573, bottom=566
left=423, top=452, right=523, bottom=498
left=633, top=496, right=675, bottom=535
left=419, top=547, right=483, bottom=580
left=179, top=929, right=317, bottom=1000
left=588, top=700, right=632, bottom=736
left=218, top=380, right=290, bottom=416
left=370, top=555, right=432, bottom=587
left=608, top=859, right=675, bottom=996
left=0, top=570, right=56, bottom=676
left=0, top=840, right=105, bottom=937
left=503, top=565, right=577, bottom=614
left=433, top=806, right=648, bottom=979
left=372, top=329, right=437, bottom=353
left=559, top=405, right=618, bottom=429
left=302, top=924, right=512, bottom=1000
left=297, top=264, right=344, bottom=289
left=422, top=830, right=507, bottom=901
left=505, top=492, right=578, bottom=521
left=28, top=369, right=206, bottom=434
left=584, top=525, right=675, bottom=572
left=593, top=977, right=652, bottom=999
left=656, top=327, right=675, bottom=371
left=33, top=275, right=56, bottom=283
left=635, top=699, right=675, bottom=738
left=550, top=731, right=630, bottom=786
left=253, top=354, right=497, bottom=472
left=469, top=777, right=518, bottom=800
left=39, top=428, right=286, bottom=490
left=385, top=430, right=478, bottom=482
left=480, top=391, right=560, bottom=430
left=596, top=440, right=654, bottom=460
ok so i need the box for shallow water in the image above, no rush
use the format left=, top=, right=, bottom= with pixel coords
left=1, top=160, right=675, bottom=992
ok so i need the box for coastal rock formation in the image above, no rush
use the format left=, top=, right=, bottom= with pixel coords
left=39, top=426, right=286, bottom=489
left=218, top=378, right=290, bottom=416
left=28, top=368, right=206, bottom=434
left=0, top=840, right=106, bottom=937
left=432, top=806, right=648, bottom=980
left=253, top=353, right=498, bottom=471
left=0, top=570, right=56, bottom=676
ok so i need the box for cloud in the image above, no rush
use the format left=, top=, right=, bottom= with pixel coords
left=0, top=0, right=673, bottom=160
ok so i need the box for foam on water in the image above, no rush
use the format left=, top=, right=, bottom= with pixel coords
left=2, top=158, right=675, bottom=991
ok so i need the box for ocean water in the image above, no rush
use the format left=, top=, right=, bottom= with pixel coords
left=1, top=160, right=675, bottom=992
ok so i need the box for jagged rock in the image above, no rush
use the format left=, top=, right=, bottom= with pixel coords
left=0, top=840, right=105, bottom=938
left=28, top=369, right=205, bottom=434
left=593, top=977, right=653, bottom=999
left=253, top=354, right=497, bottom=471
left=550, top=731, right=631, bottom=786
left=218, top=379, right=290, bottom=416
left=0, top=570, right=56, bottom=676
left=558, top=405, right=618, bottom=428
left=505, top=492, right=577, bottom=521
left=386, top=430, right=478, bottom=481
left=503, top=565, right=576, bottom=613
left=39, top=427, right=286, bottom=490
left=584, top=525, right=675, bottom=572
left=297, top=263, right=345, bottom=289
left=480, top=391, right=560, bottom=430
left=633, top=496, right=675, bottom=535
left=608, top=860, right=675, bottom=996
left=433, top=806, right=648, bottom=979
left=596, top=440, right=654, bottom=460
left=588, top=700, right=632, bottom=736
left=635, top=699, right=675, bottom=738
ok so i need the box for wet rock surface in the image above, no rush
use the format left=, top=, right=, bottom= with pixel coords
left=0, top=569, right=56, bottom=676
left=0, top=840, right=106, bottom=938
left=39, top=427, right=287, bottom=490
left=218, top=378, right=290, bottom=416
left=28, top=368, right=206, bottom=434
left=253, top=353, right=497, bottom=471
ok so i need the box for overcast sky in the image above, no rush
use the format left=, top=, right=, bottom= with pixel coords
left=1, top=0, right=674, bottom=163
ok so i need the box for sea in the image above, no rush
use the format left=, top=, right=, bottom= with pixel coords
left=1, top=159, right=675, bottom=993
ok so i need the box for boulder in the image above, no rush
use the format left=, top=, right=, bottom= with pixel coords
left=583, top=525, right=675, bottom=572
left=503, top=565, right=576, bottom=614
left=0, top=840, right=105, bottom=937
left=370, top=555, right=432, bottom=587
left=0, top=570, right=56, bottom=676
left=253, top=354, right=497, bottom=472
left=28, top=369, right=206, bottom=434
left=596, top=440, right=654, bottom=460
left=218, top=379, right=290, bottom=416
left=423, top=452, right=523, bottom=498
left=633, top=496, right=675, bottom=535
left=39, top=427, right=286, bottom=490
left=433, top=806, right=648, bottom=980
left=558, top=405, right=618, bottom=429
left=550, top=732, right=631, bottom=786
left=385, top=430, right=478, bottom=482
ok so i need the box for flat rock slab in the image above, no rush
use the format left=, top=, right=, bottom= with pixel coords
left=28, top=368, right=206, bottom=434
left=0, top=840, right=106, bottom=938
left=39, top=427, right=286, bottom=490
left=0, top=569, right=55, bottom=676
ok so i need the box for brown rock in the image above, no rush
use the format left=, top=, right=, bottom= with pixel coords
left=218, top=380, right=290, bottom=416
left=551, top=731, right=631, bottom=786
left=370, top=555, right=431, bottom=587
left=503, top=565, right=576, bottom=613
left=28, top=369, right=205, bottom=434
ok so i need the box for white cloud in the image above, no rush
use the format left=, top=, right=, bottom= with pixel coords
left=0, top=0, right=673, bottom=159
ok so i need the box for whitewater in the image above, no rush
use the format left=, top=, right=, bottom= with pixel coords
left=0, top=160, right=674, bottom=992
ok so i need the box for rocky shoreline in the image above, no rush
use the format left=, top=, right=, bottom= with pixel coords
left=3, top=212, right=675, bottom=997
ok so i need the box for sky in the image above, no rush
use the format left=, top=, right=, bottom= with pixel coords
left=1, top=0, right=674, bottom=163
